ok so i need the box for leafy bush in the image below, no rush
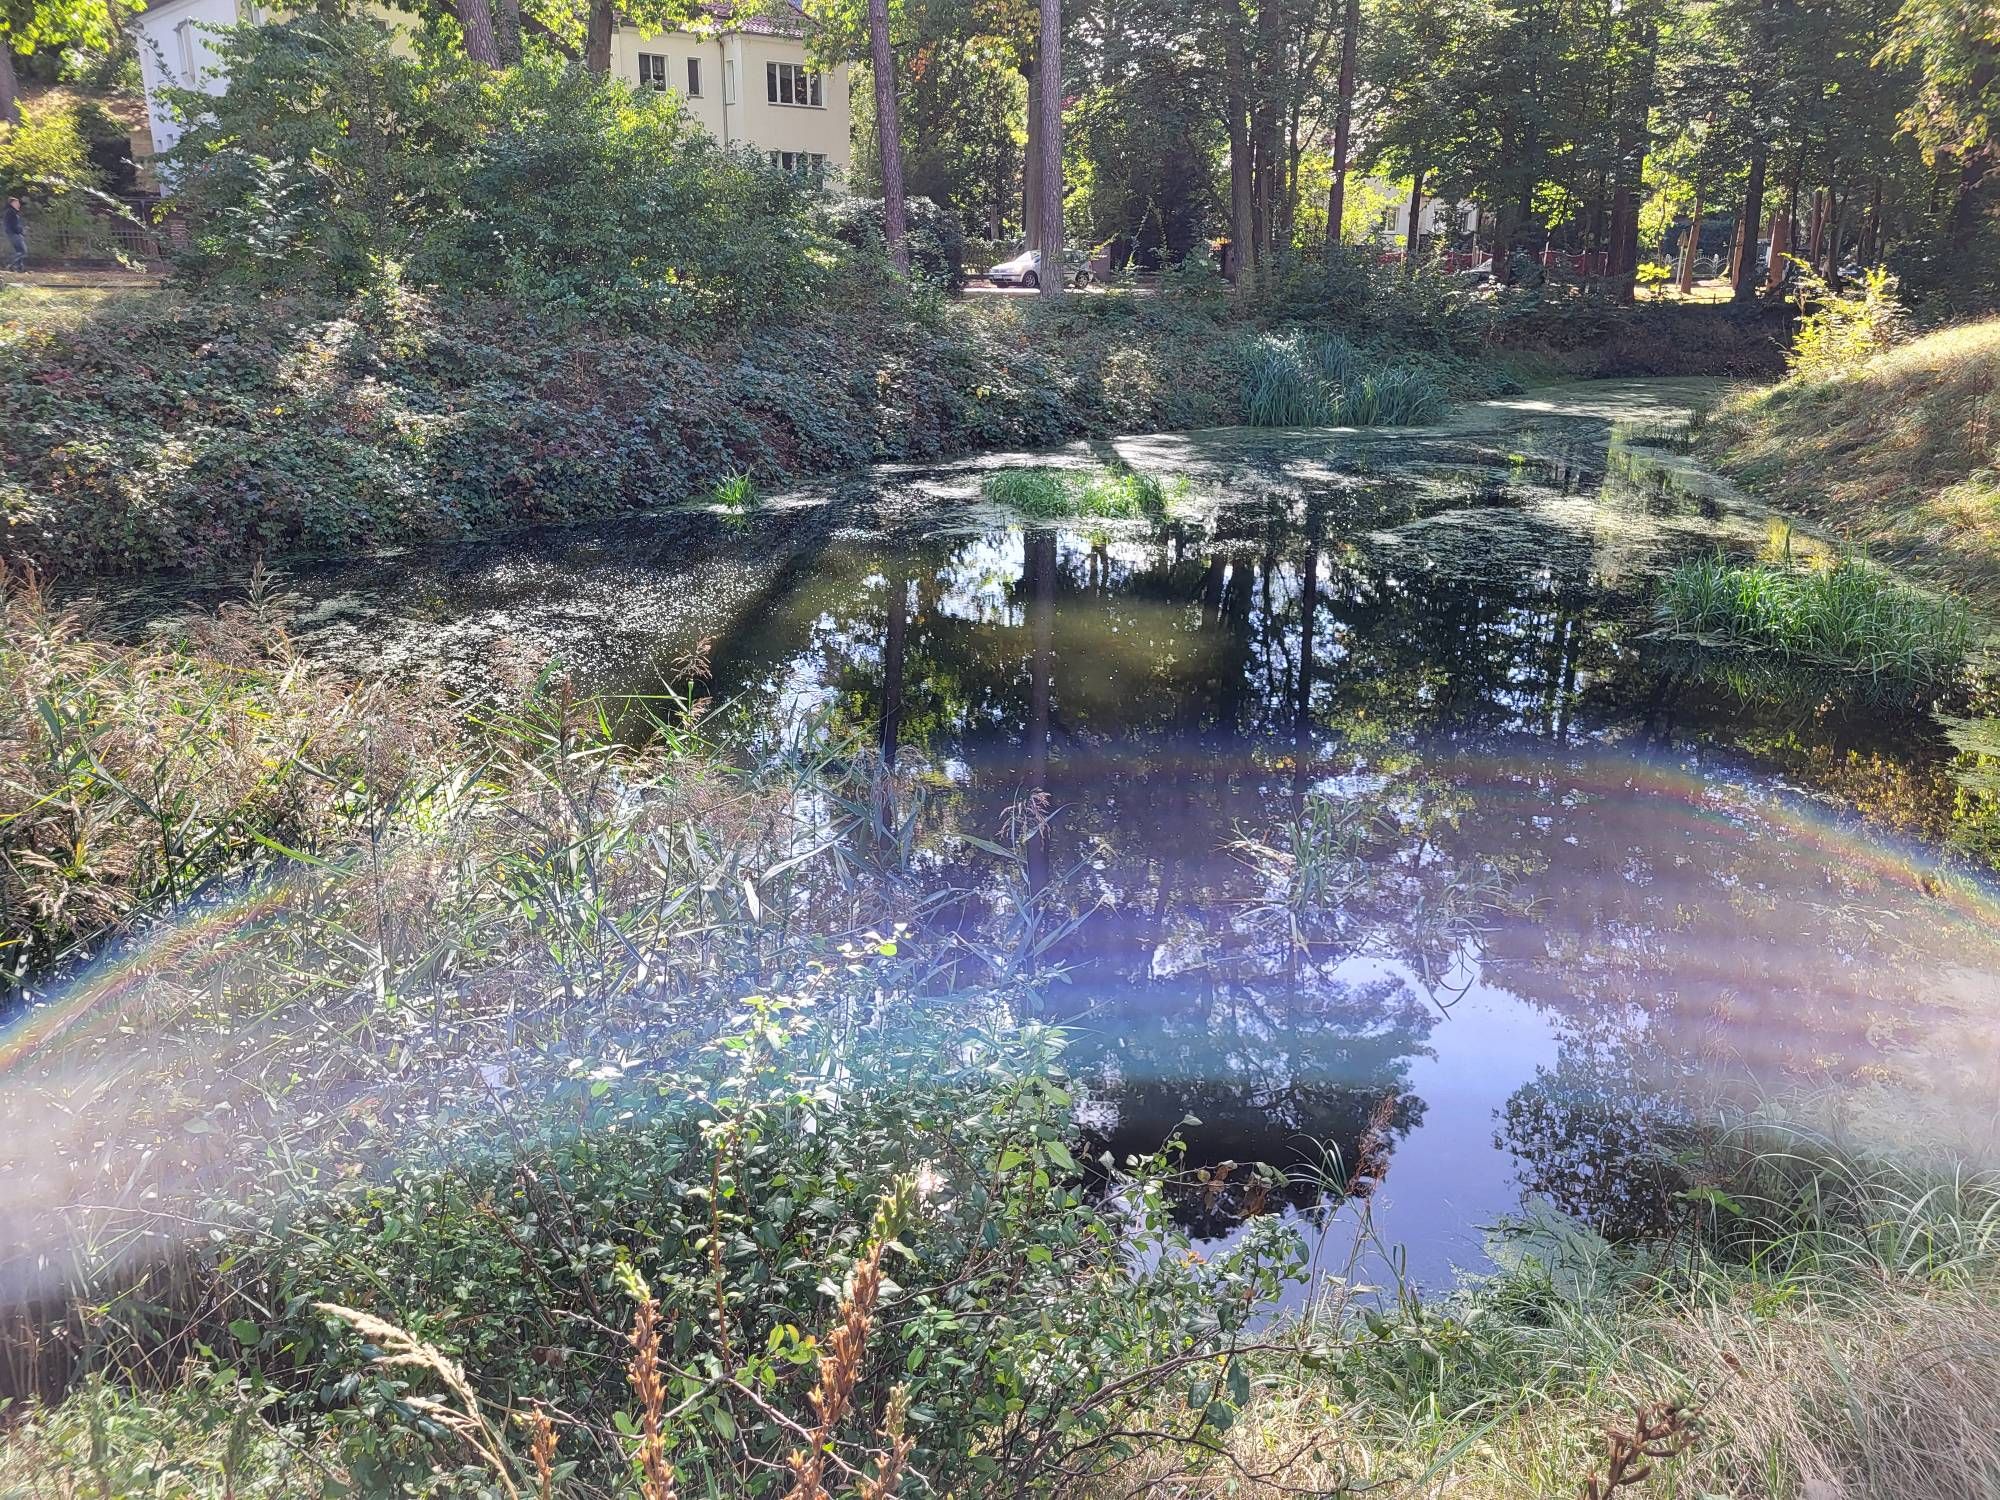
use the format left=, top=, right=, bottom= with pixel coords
left=828, top=192, right=968, bottom=288
left=1788, top=262, right=1905, bottom=379
left=162, top=17, right=842, bottom=327
left=0, top=97, right=103, bottom=199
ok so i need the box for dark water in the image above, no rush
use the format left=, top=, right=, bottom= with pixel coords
left=110, top=381, right=2000, bottom=1288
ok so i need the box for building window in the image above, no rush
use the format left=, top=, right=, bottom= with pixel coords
left=766, top=62, right=823, bottom=107
left=175, top=19, right=198, bottom=83
left=638, top=53, right=668, bottom=90
left=723, top=59, right=737, bottom=103
left=769, top=150, right=827, bottom=177
left=686, top=57, right=702, bottom=95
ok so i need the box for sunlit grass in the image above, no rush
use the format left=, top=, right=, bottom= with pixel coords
left=1703, top=317, right=2000, bottom=598
left=1657, top=554, right=1973, bottom=686
left=981, top=464, right=1184, bottom=519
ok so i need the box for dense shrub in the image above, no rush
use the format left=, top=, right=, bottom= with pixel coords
left=160, top=17, right=845, bottom=327
left=827, top=192, right=969, bottom=288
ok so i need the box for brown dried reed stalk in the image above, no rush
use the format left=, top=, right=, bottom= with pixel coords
left=628, top=1289, right=678, bottom=1500
left=1581, top=1399, right=1700, bottom=1499
left=857, top=1384, right=915, bottom=1500
left=518, top=1405, right=558, bottom=1500
left=783, top=1235, right=888, bottom=1500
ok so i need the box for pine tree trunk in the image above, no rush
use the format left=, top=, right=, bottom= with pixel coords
left=868, top=0, right=909, bottom=272
left=1677, top=182, right=1704, bottom=293
left=1225, top=18, right=1255, bottom=290
left=460, top=0, right=502, bottom=67
left=1324, top=0, right=1358, bottom=255
left=0, top=47, right=21, bottom=127
left=1858, top=178, right=1882, bottom=264
left=1404, top=166, right=1425, bottom=275
left=1022, top=62, right=1043, bottom=250
left=496, top=0, right=522, bottom=65
left=1731, top=142, right=1766, bottom=303
left=1035, top=0, right=1063, bottom=294
left=585, top=0, right=614, bottom=76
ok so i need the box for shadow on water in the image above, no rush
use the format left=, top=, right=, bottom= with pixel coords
left=101, top=383, right=2000, bottom=1288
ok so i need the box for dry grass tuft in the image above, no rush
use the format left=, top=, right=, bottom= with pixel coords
left=1702, top=317, right=2000, bottom=605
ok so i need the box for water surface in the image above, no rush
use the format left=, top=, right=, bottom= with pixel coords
left=112, top=380, right=2000, bottom=1287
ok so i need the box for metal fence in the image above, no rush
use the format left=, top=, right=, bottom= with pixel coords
left=21, top=204, right=173, bottom=268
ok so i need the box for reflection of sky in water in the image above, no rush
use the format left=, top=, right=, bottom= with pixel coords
left=87, top=381, right=2000, bottom=1280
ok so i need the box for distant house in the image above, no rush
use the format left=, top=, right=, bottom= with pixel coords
left=127, top=0, right=851, bottom=177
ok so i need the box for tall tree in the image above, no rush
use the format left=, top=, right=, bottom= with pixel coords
left=584, top=0, right=613, bottom=74
left=1323, top=0, right=1359, bottom=253
left=1035, top=0, right=1063, bottom=292
left=867, top=0, right=911, bottom=269
left=460, top=0, right=501, bottom=66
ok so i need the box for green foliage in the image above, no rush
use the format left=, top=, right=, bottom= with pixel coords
left=1241, top=331, right=1448, bottom=427
left=0, top=284, right=1277, bottom=576
left=981, top=464, right=1183, bottom=519
left=1788, top=263, right=1906, bottom=380
left=1656, top=554, right=1973, bottom=685
left=711, top=470, right=757, bottom=510
left=827, top=192, right=969, bottom=289
left=0, top=95, right=101, bottom=198
left=163, top=17, right=840, bottom=326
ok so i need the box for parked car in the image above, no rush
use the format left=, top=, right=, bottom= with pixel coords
left=982, top=248, right=1094, bottom=289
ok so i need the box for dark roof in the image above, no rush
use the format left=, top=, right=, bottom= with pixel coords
left=699, top=0, right=810, bottom=36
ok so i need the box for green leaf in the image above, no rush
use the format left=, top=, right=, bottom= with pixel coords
left=228, top=1319, right=261, bottom=1347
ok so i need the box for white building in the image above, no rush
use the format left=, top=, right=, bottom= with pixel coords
left=128, top=0, right=851, bottom=175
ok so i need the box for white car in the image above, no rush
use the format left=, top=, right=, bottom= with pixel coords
left=984, top=249, right=1047, bottom=288
left=983, top=249, right=1093, bottom=289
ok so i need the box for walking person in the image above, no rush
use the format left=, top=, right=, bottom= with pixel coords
left=4, top=197, right=25, bottom=272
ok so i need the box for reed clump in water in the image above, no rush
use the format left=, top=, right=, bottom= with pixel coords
left=1240, top=332, right=1447, bottom=428
left=1656, top=553, right=1973, bottom=686
left=981, top=463, right=1185, bottom=520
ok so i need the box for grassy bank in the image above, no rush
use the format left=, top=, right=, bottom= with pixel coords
left=1701, top=318, right=2000, bottom=602
left=0, top=272, right=1789, bottom=580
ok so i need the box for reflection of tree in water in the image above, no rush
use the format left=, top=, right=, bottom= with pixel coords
left=1066, top=970, right=1431, bottom=1233
left=686, top=437, right=2000, bottom=1241
left=1497, top=1038, right=1703, bottom=1241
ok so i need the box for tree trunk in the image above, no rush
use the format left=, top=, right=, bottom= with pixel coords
left=585, top=0, right=614, bottom=76
left=1731, top=142, right=1766, bottom=303
left=1824, top=189, right=1851, bottom=286
left=1765, top=207, right=1788, bottom=291
left=460, top=0, right=502, bottom=67
left=1947, top=148, right=1993, bottom=258
left=867, top=0, right=909, bottom=272
left=1034, top=0, right=1063, bottom=295
left=1858, top=177, right=1881, bottom=264
left=0, top=47, right=21, bottom=127
left=1324, top=0, right=1358, bottom=255
left=1404, top=165, right=1425, bottom=274
left=1677, top=183, right=1704, bottom=293
left=1022, top=62, right=1043, bottom=250
left=1225, top=15, right=1255, bottom=290
left=495, top=0, right=522, bottom=65
left=1252, top=0, right=1282, bottom=264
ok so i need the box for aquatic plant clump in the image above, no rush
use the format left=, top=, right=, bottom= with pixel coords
left=1240, top=331, right=1448, bottom=428
left=980, top=464, right=1185, bottom=520
left=1656, top=554, right=1974, bottom=685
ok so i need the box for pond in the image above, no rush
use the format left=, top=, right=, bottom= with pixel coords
left=112, top=379, right=2000, bottom=1292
